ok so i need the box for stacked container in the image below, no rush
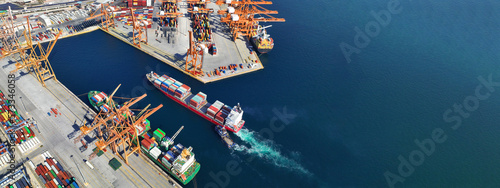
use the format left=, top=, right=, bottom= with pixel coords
left=149, top=147, right=162, bottom=160
left=175, top=83, right=190, bottom=99
left=206, top=100, right=224, bottom=119
left=190, top=92, right=207, bottom=109
left=153, top=128, right=166, bottom=141
left=0, top=90, right=28, bottom=131
left=168, top=84, right=179, bottom=95
left=34, top=157, right=80, bottom=188
left=161, top=78, right=174, bottom=93
left=141, top=137, right=154, bottom=151
left=215, top=109, right=229, bottom=124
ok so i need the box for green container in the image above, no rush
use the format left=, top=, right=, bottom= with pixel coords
left=58, top=185, right=62, bottom=188
left=93, top=147, right=104, bottom=157
left=153, top=129, right=165, bottom=141
left=50, top=170, right=56, bottom=177
left=109, top=158, right=122, bottom=171
left=70, top=184, right=75, bottom=188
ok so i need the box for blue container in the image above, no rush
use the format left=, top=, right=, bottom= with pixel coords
left=56, top=163, right=64, bottom=171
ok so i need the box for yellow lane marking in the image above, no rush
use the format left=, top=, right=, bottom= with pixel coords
left=104, top=152, right=145, bottom=188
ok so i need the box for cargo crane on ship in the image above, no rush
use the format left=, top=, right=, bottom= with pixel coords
left=185, top=31, right=204, bottom=76
left=86, top=3, right=118, bottom=31
left=160, top=126, right=183, bottom=148
left=130, top=8, right=149, bottom=48
left=76, top=92, right=162, bottom=164
left=216, top=0, right=285, bottom=53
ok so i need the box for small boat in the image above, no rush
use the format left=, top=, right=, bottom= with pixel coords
left=215, top=126, right=235, bottom=148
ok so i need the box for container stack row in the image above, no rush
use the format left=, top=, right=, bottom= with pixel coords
left=114, top=7, right=154, bottom=28
left=34, top=157, right=79, bottom=188
left=206, top=100, right=224, bottom=119
left=154, top=75, right=193, bottom=99
left=3, top=176, right=30, bottom=188
left=191, top=13, right=212, bottom=42
left=189, top=92, right=207, bottom=109
left=0, top=90, right=24, bottom=130
left=128, top=0, right=153, bottom=7
left=159, top=1, right=178, bottom=27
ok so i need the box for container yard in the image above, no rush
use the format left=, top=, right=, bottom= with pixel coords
left=0, top=0, right=285, bottom=187
left=29, top=151, right=81, bottom=188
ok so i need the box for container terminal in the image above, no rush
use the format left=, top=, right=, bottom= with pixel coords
left=0, top=0, right=284, bottom=187
left=1, top=0, right=285, bottom=83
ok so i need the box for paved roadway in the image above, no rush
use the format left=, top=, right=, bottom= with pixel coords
left=0, top=55, right=179, bottom=188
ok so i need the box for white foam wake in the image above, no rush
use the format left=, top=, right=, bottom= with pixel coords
left=233, top=128, right=312, bottom=176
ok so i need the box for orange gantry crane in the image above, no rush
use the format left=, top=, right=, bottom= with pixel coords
left=185, top=31, right=204, bottom=76
left=10, top=26, right=63, bottom=87
left=130, top=8, right=148, bottom=48
left=77, top=92, right=163, bottom=164
left=216, top=0, right=285, bottom=40
left=86, top=3, right=117, bottom=31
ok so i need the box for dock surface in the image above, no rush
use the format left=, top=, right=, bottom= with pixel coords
left=0, top=56, right=180, bottom=188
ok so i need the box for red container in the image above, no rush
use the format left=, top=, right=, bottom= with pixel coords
left=141, top=138, right=153, bottom=149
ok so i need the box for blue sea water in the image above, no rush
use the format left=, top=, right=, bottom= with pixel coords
left=46, top=0, right=500, bottom=187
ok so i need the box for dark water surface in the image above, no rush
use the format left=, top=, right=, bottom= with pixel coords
left=47, top=0, right=500, bottom=187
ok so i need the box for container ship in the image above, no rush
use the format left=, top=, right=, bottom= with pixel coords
left=88, top=90, right=151, bottom=136
left=140, top=127, right=200, bottom=185
left=88, top=91, right=112, bottom=113
left=146, top=72, right=245, bottom=133
left=250, top=25, right=274, bottom=54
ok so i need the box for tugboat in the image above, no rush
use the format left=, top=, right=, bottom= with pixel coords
left=215, top=126, right=235, bottom=148
left=250, top=25, right=274, bottom=54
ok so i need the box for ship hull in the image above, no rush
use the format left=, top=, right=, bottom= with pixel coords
left=154, top=85, right=244, bottom=133
left=87, top=91, right=101, bottom=111
left=142, top=147, right=200, bottom=185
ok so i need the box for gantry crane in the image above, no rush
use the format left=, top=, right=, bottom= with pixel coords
left=86, top=3, right=117, bottom=31
left=185, top=31, right=203, bottom=76
left=216, top=0, right=285, bottom=40
left=76, top=92, right=163, bottom=164
left=130, top=8, right=148, bottom=48
left=0, top=7, right=24, bottom=58
left=10, top=29, right=62, bottom=87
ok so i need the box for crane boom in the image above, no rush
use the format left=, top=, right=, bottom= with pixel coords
left=169, top=126, right=184, bottom=143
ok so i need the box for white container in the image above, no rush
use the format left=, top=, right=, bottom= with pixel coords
left=86, top=161, right=95, bottom=169
left=149, top=147, right=161, bottom=159
left=227, top=7, right=235, bottom=14
left=231, top=14, right=239, bottom=21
